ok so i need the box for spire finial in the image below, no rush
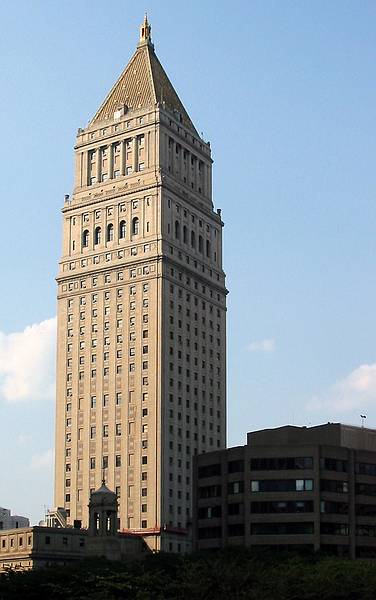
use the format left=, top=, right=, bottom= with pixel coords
left=139, top=13, right=153, bottom=47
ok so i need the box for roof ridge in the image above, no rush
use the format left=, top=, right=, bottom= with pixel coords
left=145, top=45, right=158, bottom=106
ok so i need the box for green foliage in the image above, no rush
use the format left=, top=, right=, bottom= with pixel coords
left=2, top=550, right=376, bottom=600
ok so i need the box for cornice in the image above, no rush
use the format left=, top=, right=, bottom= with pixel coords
left=63, top=178, right=161, bottom=213
left=56, top=252, right=227, bottom=300
left=74, top=109, right=160, bottom=151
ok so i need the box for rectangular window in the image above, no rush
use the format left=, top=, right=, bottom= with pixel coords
left=251, top=457, right=314, bottom=471
left=198, top=464, right=221, bottom=478
left=251, top=479, right=314, bottom=493
left=251, top=522, right=314, bottom=536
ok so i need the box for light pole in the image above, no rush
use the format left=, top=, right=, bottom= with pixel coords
left=361, top=415, right=367, bottom=429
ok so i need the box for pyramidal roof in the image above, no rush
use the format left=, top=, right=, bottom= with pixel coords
left=90, top=16, right=198, bottom=135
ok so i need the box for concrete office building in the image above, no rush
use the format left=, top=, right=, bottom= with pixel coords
left=54, top=16, right=227, bottom=553
left=193, top=423, right=376, bottom=558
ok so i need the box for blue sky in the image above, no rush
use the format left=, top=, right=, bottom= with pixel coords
left=0, top=1, right=375, bottom=524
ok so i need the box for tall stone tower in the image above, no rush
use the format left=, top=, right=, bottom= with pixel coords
left=55, top=16, right=227, bottom=552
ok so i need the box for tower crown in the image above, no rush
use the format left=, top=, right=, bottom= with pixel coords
left=89, top=15, right=197, bottom=133
left=138, top=14, right=152, bottom=48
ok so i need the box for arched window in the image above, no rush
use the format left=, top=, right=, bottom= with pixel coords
left=95, top=513, right=100, bottom=533
left=175, top=220, right=180, bottom=240
left=107, top=223, right=114, bottom=242
left=206, top=239, right=210, bottom=258
left=132, top=217, right=139, bottom=236
left=94, top=227, right=101, bottom=245
left=183, top=225, right=187, bottom=244
left=119, top=220, right=126, bottom=239
left=191, top=231, right=196, bottom=249
left=82, top=230, right=89, bottom=248
left=198, top=235, right=203, bottom=254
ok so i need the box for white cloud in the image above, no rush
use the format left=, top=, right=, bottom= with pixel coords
left=30, top=448, right=54, bottom=471
left=17, top=434, right=33, bottom=446
left=0, top=317, right=56, bottom=403
left=308, top=362, right=376, bottom=412
left=247, top=338, right=276, bottom=353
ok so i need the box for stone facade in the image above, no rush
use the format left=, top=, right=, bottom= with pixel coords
left=54, top=16, right=227, bottom=553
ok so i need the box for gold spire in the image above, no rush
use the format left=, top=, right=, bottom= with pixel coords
left=139, top=13, right=152, bottom=46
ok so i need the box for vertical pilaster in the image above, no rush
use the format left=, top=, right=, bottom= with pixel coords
left=165, top=133, right=169, bottom=171
left=82, top=151, right=89, bottom=187
left=108, top=143, right=113, bottom=179
left=180, top=146, right=184, bottom=180
left=74, top=152, right=81, bottom=188
left=144, top=131, right=149, bottom=169
left=133, top=136, right=138, bottom=172
left=171, top=139, right=176, bottom=175
left=194, top=156, right=199, bottom=189
left=200, top=162, right=205, bottom=196
left=205, top=164, right=210, bottom=199
left=120, top=140, right=126, bottom=176
left=96, top=147, right=102, bottom=183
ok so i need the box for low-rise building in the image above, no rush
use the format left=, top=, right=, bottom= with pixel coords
left=193, top=423, right=376, bottom=558
left=0, top=484, right=145, bottom=572
left=0, top=508, right=29, bottom=531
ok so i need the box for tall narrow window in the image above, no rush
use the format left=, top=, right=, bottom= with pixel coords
left=82, top=230, right=89, bottom=248
left=107, top=223, right=114, bottom=242
left=206, top=240, right=210, bottom=258
left=183, top=225, right=187, bottom=244
left=119, top=220, right=126, bottom=239
left=94, top=227, right=101, bottom=245
left=175, top=221, right=180, bottom=240
left=198, top=235, right=203, bottom=253
left=191, top=231, right=196, bottom=249
left=132, top=217, right=139, bottom=236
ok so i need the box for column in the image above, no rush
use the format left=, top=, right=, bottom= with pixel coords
left=96, top=147, right=102, bottom=183
left=200, top=161, right=205, bottom=196
left=108, top=143, right=113, bottom=179
left=171, top=140, right=175, bottom=175
left=132, top=136, right=138, bottom=173
left=165, top=133, right=169, bottom=171
left=82, top=151, right=88, bottom=187
left=74, top=152, right=80, bottom=188
left=180, top=146, right=184, bottom=180
left=120, top=140, right=126, bottom=176
left=144, top=131, right=149, bottom=169
left=194, top=156, right=199, bottom=189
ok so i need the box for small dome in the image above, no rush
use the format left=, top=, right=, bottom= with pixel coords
left=89, top=481, right=117, bottom=505
left=93, top=482, right=116, bottom=496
